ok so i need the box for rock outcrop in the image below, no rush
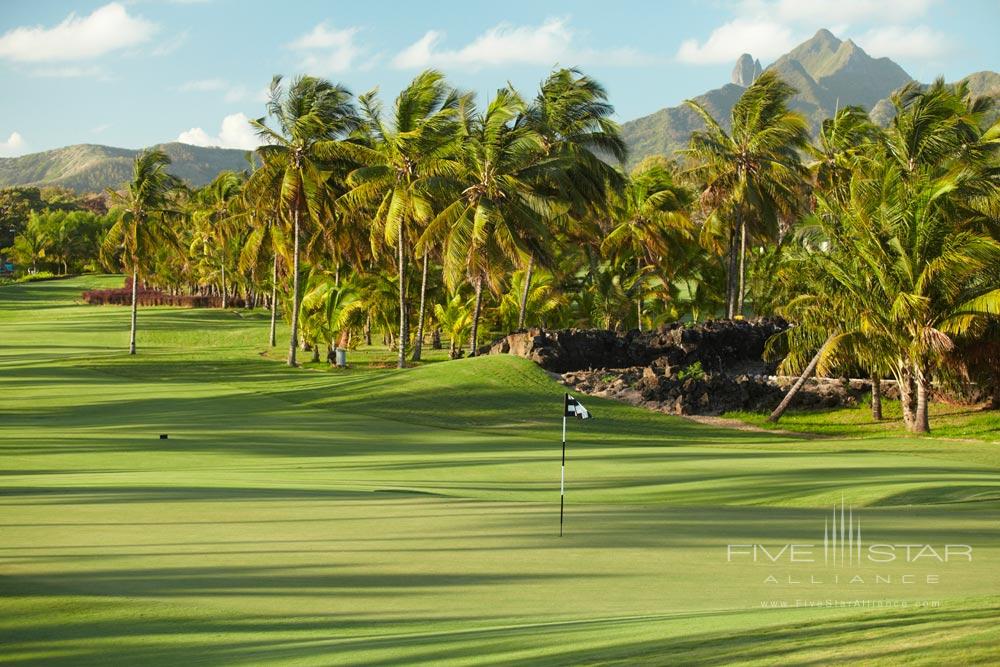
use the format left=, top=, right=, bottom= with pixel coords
left=560, top=367, right=893, bottom=416
left=489, top=319, right=902, bottom=416
left=732, top=54, right=763, bottom=87
left=489, top=319, right=787, bottom=375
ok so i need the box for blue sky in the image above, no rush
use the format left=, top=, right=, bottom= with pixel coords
left=1, top=0, right=997, bottom=156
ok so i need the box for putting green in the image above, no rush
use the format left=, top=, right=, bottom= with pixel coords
left=2, top=276, right=999, bottom=665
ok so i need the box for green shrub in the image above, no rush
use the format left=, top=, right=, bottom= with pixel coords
left=677, top=361, right=706, bottom=382
left=16, top=271, right=58, bottom=283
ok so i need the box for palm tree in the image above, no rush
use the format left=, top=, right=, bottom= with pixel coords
left=420, top=87, right=553, bottom=356
left=4, top=218, right=49, bottom=272
left=519, top=68, right=627, bottom=328
left=808, top=105, right=881, bottom=203
left=684, top=71, right=809, bottom=318
left=339, top=70, right=466, bottom=368
left=101, top=149, right=182, bottom=355
left=300, top=270, right=366, bottom=361
left=195, top=171, right=243, bottom=308
left=602, top=161, right=692, bottom=330
left=239, top=164, right=293, bottom=347
left=496, top=268, right=564, bottom=332
left=434, top=292, right=473, bottom=358
left=250, top=75, right=359, bottom=366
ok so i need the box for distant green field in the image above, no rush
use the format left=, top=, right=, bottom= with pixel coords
left=2, top=276, right=999, bottom=665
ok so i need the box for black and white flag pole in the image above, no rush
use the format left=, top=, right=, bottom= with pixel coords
left=560, top=393, right=590, bottom=536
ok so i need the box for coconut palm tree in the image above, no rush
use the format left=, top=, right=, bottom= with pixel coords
left=434, top=292, right=473, bottom=358
left=194, top=171, right=243, bottom=308
left=250, top=75, right=360, bottom=366
left=518, top=68, right=627, bottom=328
left=420, top=87, right=554, bottom=356
left=300, top=270, right=366, bottom=362
left=496, top=268, right=565, bottom=332
left=101, top=149, right=182, bottom=355
left=237, top=179, right=287, bottom=346
left=808, top=105, right=881, bottom=204
left=602, top=162, right=692, bottom=330
left=684, top=71, right=809, bottom=318
left=338, top=70, right=466, bottom=368
left=4, top=218, right=50, bottom=273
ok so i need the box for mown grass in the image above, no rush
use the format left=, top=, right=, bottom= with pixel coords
left=1, top=276, right=999, bottom=665
left=726, top=396, right=1000, bottom=443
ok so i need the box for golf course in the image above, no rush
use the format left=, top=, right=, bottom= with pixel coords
left=1, top=275, right=998, bottom=665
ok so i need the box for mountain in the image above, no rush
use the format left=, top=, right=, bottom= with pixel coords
left=0, top=142, right=251, bottom=193
left=622, top=29, right=915, bottom=167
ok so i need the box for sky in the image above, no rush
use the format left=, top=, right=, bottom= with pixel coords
left=1, top=0, right=998, bottom=157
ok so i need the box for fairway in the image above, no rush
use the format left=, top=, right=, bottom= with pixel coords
left=2, top=277, right=1000, bottom=665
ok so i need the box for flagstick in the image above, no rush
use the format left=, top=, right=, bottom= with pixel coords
left=560, top=402, right=567, bottom=537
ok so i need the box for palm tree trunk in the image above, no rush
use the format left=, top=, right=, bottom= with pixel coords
left=128, top=269, right=138, bottom=355
left=518, top=255, right=533, bottom=330
left=269, top=254, right=278, bottom=347
left=870, top=374, right=883, bottom=421
left=412, top=252, right=429, bottom=361
left=736, top=218, right=747, bottom=316
left=397, top=225, right=408, bottom=369
left=221, top=261, right=227, bottom=309
left=635, top=257, right=643, bottom=332
left=287, top=209, right=300, bottom=367
left=469, top=276, right=484, bottom=357
left=897, top=362, right=916, bottom=429
left=726, top=225, right=738, bottom=318
left=912, top=366, right=930, bottom=433
left=768, top=337, right=830, bottom=423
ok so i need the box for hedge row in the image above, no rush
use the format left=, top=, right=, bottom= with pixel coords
left=82, top=287, right=246, bottom=308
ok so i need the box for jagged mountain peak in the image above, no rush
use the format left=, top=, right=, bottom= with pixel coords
left=732, top=53, right=763, bottom=87
left=620, top=29, right=927, bottom=167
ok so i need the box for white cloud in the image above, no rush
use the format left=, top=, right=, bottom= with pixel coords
left=289, top=23, right=365, bottom=74
left=854, top=25, right=954, bottom=61
left=736, top=0, right=935, bottom=27
left=152, top=31, right=189, bottom=57
left=177, top=113, right=258, bottom=150
left=675, top=19, right=799, bottom=65
left=92, top=123, right=111, bottom=135
left=0, top=132, right=26, bottom=157
left=392, top=18, right=651, bottom=70
left=0, top=3, right=155, bottom=63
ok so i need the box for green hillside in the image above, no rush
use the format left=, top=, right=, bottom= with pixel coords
left=0, top=142, right=251, bottom=193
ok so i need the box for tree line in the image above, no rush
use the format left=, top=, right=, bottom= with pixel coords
left=16, top=67, right=998, bottom=432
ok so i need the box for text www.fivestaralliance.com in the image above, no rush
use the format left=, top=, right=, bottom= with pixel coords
left=760, top=599, right=942, bottom=609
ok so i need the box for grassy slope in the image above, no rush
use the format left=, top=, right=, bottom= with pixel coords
left=1, top=276, right=999, bottom=665
left=726, top=400, right=999, bottom=443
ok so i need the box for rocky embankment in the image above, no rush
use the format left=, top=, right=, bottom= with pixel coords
left=489, top=321, right=888, bottom=416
